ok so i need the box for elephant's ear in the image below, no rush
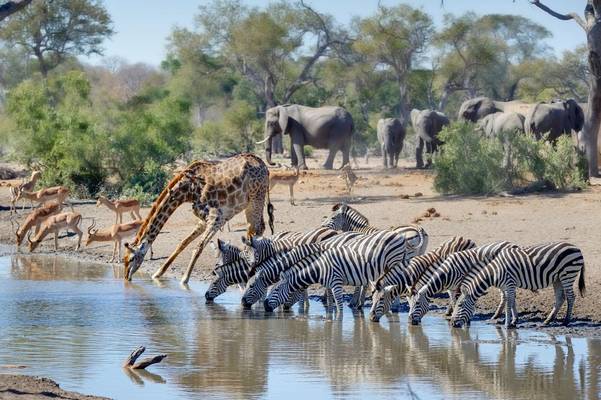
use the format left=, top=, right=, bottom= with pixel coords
left=573, top=101, right=585, bottom=132
left=278, top=106, right=290, bottom=135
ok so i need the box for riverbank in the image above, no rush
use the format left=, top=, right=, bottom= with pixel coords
left=0, top=374, right=109, bottom=399
left=2, top=156, right=601, bottom=334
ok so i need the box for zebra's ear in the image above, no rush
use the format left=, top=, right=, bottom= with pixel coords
left=410, top=286, right=418, bottom=296
left=241, top=236, right=249, bottom=246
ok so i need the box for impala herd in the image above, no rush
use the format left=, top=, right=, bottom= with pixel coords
left=3, top=170, right=144, bottom=260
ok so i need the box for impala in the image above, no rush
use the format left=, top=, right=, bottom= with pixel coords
left=12, top=202, right=62, bottom=247
left=86, top=219, right=153, bottom=263
left=27, top=212, right=83, bottom=252
left=17, top=186, right=72, bottom=211
left=96, top=196, right=142, bottom=224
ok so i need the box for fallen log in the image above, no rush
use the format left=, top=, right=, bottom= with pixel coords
left=122, top=346, right=166, bottom=370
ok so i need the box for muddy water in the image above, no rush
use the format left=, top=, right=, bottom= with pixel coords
left=0, top=255, right=600, bottom=400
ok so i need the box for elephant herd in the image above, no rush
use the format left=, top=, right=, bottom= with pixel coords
left=258, top=98, right=585, bottom=170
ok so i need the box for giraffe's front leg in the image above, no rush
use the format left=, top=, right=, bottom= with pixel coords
left=181, top=210, right=224, bottom=285
left=152, top=220, right=206, bottom=280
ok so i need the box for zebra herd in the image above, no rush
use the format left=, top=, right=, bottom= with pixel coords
left=207, top=203, right=586, bottom=329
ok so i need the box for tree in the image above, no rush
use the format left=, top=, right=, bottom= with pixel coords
left=529, top=0, right=601, bottom=177
left=352, top=4, right=434, bottom=118
left=0, top=0, right=32, bottom=22
left=0, top=0, right=113, bottom=76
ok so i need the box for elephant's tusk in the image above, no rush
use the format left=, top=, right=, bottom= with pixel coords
left=256, top=137, right=270, bottom=145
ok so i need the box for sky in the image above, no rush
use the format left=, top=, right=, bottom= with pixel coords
left=83, top=0, right=587, bottom=67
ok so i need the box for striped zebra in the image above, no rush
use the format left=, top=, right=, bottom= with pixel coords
left=264, top=225, right=428, bottom=314
left=451, top=242, right=586, bottom=328
left=206, top=231, right=297, bottom=302
left=240, top=226, right=339, bottom=267
left=369, top=236, right=477, bottom=322
left=321, top=203, right=379, bottom=234
left=408, top=241, right=518, bottom=325
left=241, top=232, right=365, bottom=309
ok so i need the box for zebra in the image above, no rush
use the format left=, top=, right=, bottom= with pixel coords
left=451, top=242, right=586, bottom=328
left=206, top=231, right=296, bottom=302
left=240, top=226, right=339, bottom=267
left=264, top=225, right=428, bottom=314
left=241, top=232, right=366, bottom=309
left=369, top=236, right=477, bottom=322
left=408, top=241, right=518, bottom=326
left=321, top=203, right=379, bottom=234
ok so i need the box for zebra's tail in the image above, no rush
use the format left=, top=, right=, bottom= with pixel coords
left=578, top=263, right=586, bottom=297
left=405, top=225, right=425, bottom=251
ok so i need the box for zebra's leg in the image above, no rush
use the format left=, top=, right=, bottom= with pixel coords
left=324, top=288, right=333, bottom=312
left=492, top=289, right=506, bottom=322
left=329, top=282, right=345, bottom=316
left=544, top=280, right=564, bottom=325
left=302, top=290, right=309, bottom=313
left=358, top=285, right=366, bottom=308
left=349, top=286, right=362, bottom=309
left=562, top=281, right=576, bottom=326
left=445, top=290, right=458, bottom=318
left=505, top=287, right=518, bottom=329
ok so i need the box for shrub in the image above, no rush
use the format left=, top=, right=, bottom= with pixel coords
left=434, top=123, right=587, bottom=195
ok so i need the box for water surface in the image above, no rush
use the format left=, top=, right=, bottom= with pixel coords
left=0, top=255, right=600, bottom=399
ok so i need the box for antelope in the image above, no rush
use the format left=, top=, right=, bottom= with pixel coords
left=27, top=212, right=83, bottom=252
left=4, top=170, right=42, bottom=213
left=340, top=164, right=358, bottom=194
left=96, top=196, right=142, bottom=224
left=86, top=219, right=153, bottom=263
left=18, top=186, right=73, bottom=211
left=12, top=202, right=62, bottom=247
left=269, top=166, right=300, bottom=205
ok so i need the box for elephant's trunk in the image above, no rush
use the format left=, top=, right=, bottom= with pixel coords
left=264, top=136, right=274, bottom=165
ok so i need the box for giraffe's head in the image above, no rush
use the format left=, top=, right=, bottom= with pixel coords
left=124, top=241, right=150, bottom=280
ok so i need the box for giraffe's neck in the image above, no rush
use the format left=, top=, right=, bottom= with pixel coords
left=138, top=195, right=189, bottom=247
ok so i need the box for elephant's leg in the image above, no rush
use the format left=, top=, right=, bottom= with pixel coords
left=341, top=140, right=351, bottom=167
left=323, top=147, right=337, bottom=170
left=290, top=141, right=298, bottom=167
left=415, top=137, right=425, bottom=169
left=425, top=141, right=434, bottom=168
left=381, top=144, right=388, bottom=168
left=293, top=141, right=308, bottom=170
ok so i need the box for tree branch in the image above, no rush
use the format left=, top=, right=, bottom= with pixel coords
left=529, top=0, right=586, bottom=30
left=0, top=0, right=32, bottom=22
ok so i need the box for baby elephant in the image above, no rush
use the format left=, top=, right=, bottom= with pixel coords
left=377, top=118, right=405, bottom=168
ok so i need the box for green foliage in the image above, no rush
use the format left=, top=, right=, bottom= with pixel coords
left=6, top=71, right=191, bottom=197
left=434, top=123, right=506, bottom=195
left=434, top=123, right=587, bottom=195
left=193, top=100, right=261, bottom=156
left=0, top=0, right=113, bottom=76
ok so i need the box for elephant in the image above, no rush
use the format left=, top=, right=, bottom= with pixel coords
left=524, top=99, right=585, bottom=142
left=410, top=109, right=450, bottom=169
left=476, top=112, right=525, bottom=137
left=377, top=118, right=405, bottom=168
left=458, top=97, right=533, bottom=123
left=258, top=104, right=354, bottom=170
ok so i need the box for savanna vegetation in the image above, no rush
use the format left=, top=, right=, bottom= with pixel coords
left=0, top=0, right=593, bottom=198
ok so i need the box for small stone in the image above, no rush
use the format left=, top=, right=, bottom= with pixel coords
left=414, top=192, right=423, bottom=197
left=400, top=194, right=410, bottom=199
left=427, top=207, right=436, bottom=214
left=482, top=210, right=488, bottom=215
left=432, top=212, right=441, bottom=218
left=491, top=211, right=498, bottom=215
left=412, top=217, right=423, bottom=223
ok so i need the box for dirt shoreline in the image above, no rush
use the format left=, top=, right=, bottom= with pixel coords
left=0, top=374, right=109, bottom=399
left=2, top=156, right=601, bottom=337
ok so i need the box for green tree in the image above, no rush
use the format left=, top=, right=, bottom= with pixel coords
left=0, top=0, right=113, bottom=76
left=352, top=4, right=434, bottom=118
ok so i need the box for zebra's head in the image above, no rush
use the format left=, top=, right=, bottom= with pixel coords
left=241, top=270, right=269, bottom=309
left=241, top=235, right=270, bottom=267
left=408, top=289, right=429, bottom=325
left=321, top=203, right=369, bottom=232
left=210, top=239, right=240, bottom=267
left=205, top=266, right=229, bottom=303
left=451, top=293, right=476, bottom=328
left=370, top=285, right=402, bottom=322
left=264, top=274, right=291, bottom=312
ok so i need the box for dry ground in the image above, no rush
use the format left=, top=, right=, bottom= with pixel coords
left=0, top=374, right=108, bottom=399
left=1, top=153, right=601, bottom=327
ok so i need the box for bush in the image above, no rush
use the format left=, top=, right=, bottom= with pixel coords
left=434, top=123, right=587, bottom=195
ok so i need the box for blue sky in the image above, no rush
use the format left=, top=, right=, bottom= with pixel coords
left=84, top=0, right=586, bottom=66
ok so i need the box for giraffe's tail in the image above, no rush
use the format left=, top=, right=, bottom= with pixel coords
left=266, top=188, right=275, bottom=235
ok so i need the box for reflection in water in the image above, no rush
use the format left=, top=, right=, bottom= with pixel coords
left=0, top=255, right=599, bottom=400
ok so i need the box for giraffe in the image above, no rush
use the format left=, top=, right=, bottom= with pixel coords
left=123, top=153, right=274, bottom=284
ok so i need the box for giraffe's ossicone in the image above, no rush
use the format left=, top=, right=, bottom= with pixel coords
left=124, top=153, right=274, bottom=284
